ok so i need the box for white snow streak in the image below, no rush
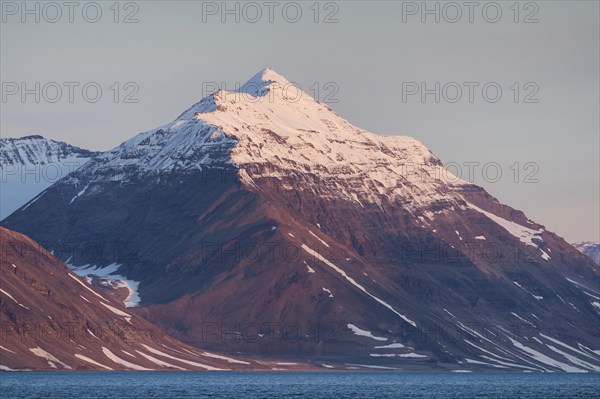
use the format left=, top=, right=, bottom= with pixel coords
left=200, top=352, right=250, bottom=365
left=347, top=324, right=387, bottom=341
left=102, top=347, right=152, bottom=371
left=29, top=347, right=71, bottom=369
left=75, top=354, right=113, bottom=370
left=303, top=244, right=417, bottom=327
left=0, top=288, right=29, bottom=309
left=68, top=273, right=108, bottom=301
left=99, top=302, right=133, bottom=323
left=135, top=350, right=187, bottom=370
left=140, top=344, right=226, bottom=371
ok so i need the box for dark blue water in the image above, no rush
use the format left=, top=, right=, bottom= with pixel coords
left=1, top=372, right=599, bottom=399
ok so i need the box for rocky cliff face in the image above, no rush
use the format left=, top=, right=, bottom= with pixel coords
left=3, top=69, right=599, bottom=371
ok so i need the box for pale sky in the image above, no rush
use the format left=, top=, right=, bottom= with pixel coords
left=1, top=1, right=598, bottom=242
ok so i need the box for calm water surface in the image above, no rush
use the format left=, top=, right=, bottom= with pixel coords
left=1, top=372, right=599, bottom=399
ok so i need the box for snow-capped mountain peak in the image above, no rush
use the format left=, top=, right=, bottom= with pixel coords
left=70, top=68, right=456, bottom=210
left=236, top=67, right=289, bottom=96
left=176, top=67, right=295, bottom=120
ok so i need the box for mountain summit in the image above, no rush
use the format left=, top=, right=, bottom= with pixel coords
left=236, top=67, right=290, bottom=95
left=3, top=69, right=599, bottom=371
left=62, top=68, right=447, bottom=209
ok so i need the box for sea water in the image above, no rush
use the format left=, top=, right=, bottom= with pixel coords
left=0, top=371, right=599, bottom=399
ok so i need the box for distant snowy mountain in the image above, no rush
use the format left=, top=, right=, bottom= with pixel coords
left=573, top=241, right=600, bottom=265
left=0, top=135, right=100, bottom=220
left=3, top=68, right=599, bottom=371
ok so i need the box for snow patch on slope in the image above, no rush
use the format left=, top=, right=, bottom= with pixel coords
left=74, top=354, right=113, bottom=370
left=69, top=263, right=141, bottom=307
left=467, top=202, right=547, bottom=258
left=347, top=324, right=387, bottom=341
left=30, top=347, right=71, bottom=369
left=140, top=344, right=226, bottom=371
left=0, top=288, right=29, bottom=309
left=512, top=281, right=543, bottom=300
left=68, top=273, right=108, bottom=301
left=99, top=302, right=133, bottom=323
left=200, top=352, right=250, bottom=365
left=102, top=347, right=151, bottom=371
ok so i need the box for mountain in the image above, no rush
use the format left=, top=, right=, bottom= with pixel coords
left=3, top=68, right=599, bottom=371
left=573, top=242, right=600, bottom=265
left=0, top=226, right=297, bottom=371
left=0, top=135, right=101, bottom=220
